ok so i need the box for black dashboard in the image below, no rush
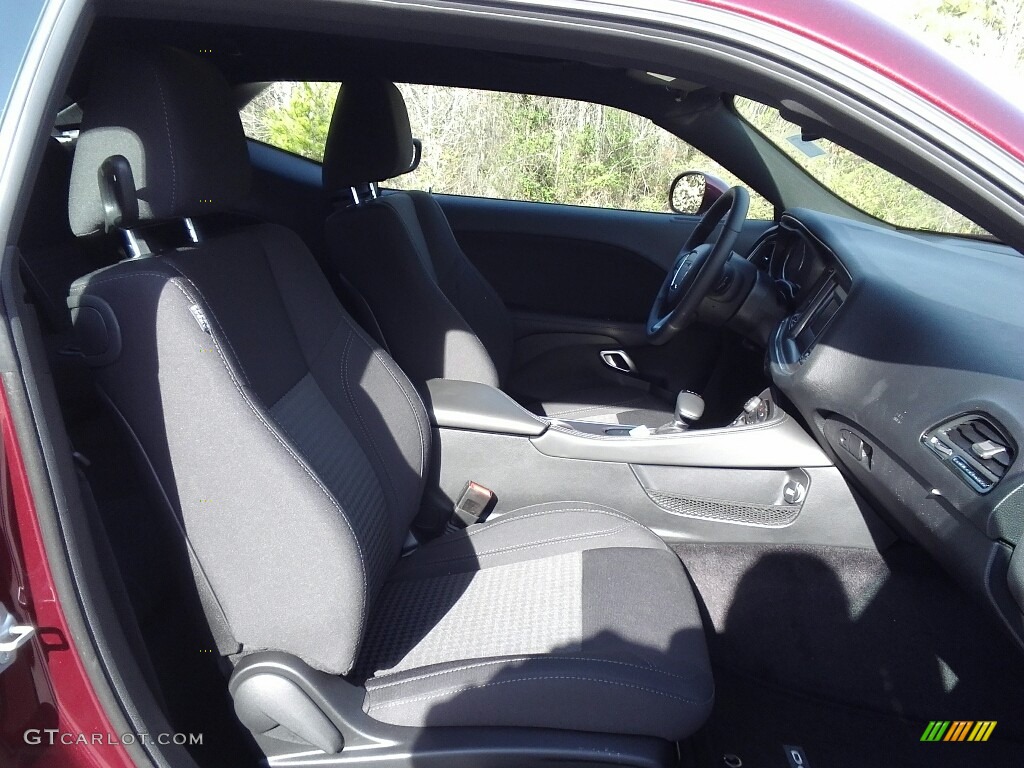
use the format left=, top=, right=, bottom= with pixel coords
left=750, top=219, right=833, bottom=306
left=749, top=218, right=852, bottom=370
left=750, top=209, right=1024, bottom=649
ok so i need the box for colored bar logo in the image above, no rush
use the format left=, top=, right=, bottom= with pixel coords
left=920, top=721, right=996, bottom=742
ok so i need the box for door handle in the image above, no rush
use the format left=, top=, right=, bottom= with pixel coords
left=600, top=349, right=637, bottom=374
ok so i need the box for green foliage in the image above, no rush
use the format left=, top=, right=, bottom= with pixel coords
left=248, top=82, right=339, bottom=162
left=501, top=96, right=557, bottom=203
left=734, top=97, right=986, bottom=235
left=241, top=82, right=775, bottom=217
left=240, top=79, right=981, bottom=233
left=917, top=0, right=1023, bottom=64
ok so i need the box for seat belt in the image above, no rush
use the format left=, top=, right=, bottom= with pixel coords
left=411, top=480, right=496, bottom=543
left=186, top=543, right=241, bottom=658
left=451, top=481, right=496, bottom=528
left=73, top=469, right=170, bottom=705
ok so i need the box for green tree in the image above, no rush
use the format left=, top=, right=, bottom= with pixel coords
left=255, top=82, right=339, bottom=162
left=918, top=0, right=1024, bottom=66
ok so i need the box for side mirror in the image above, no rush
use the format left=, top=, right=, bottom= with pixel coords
left=668, top=170, right=729, bottom=215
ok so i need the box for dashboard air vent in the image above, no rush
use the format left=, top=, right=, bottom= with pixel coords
left=922, top=414, right=1015, bottom=494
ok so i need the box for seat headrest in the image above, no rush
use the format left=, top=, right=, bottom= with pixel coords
left=322, top=78, right=415, bottom=191
left=68, top=46, right=251, bottom=237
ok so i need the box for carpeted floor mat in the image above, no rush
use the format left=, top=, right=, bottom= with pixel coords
left=699, top=667, right=1022, bottom=768
left=672, top=542, right=1024, bottom=767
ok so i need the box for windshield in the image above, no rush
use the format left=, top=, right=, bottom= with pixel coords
left=733, top=96, right=988, bottom=237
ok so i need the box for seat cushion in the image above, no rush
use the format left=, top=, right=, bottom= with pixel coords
left=356, top=503, right=714, bottom=741
left=531, top=385, right=674, bottom=427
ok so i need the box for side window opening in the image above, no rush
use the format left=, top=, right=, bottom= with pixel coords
left=241, top=82, right=773, bottom=218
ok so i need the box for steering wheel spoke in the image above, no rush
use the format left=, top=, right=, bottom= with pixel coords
left=647, top=186, right=750, bottom=344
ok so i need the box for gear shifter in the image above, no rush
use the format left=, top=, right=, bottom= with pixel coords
left=654, top=391, right=705, bottom=434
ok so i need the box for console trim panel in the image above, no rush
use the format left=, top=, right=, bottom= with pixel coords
left=532, top=411, right=832, bottom=468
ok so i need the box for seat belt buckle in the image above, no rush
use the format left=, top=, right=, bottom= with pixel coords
left=452, top=481, right=495, bottom=527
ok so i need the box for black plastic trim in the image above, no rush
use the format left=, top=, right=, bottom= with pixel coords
left=229, top=652, right=675, bottom=767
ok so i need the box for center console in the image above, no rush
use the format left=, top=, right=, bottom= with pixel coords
left=421, top=378, right=888, bottom=549
left=423, top=379, right=828, bottom=469
left=533, top=388, right=830, bottom=468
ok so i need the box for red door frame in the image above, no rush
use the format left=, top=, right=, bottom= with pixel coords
left=0, top=382, right=134, bottom=768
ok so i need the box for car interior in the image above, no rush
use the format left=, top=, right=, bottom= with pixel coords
left=7, top=4, right=1024, bottom=768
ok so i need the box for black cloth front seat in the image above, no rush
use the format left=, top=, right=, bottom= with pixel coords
left=66, top=47, right=712, bottom=751
left=321, top=78, right=675, bottom=427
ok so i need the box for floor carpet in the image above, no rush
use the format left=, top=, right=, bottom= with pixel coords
left=673, top=542, right=1024, bottom=767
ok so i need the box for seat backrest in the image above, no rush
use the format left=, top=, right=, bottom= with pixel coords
left=322, top=78, right=514, bottom=389
left=67, top=46, right=430, bottom=675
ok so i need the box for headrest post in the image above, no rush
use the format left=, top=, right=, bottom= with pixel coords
left=349, top=187, right=361, bottom=207
left=183, top=217, right=201, bottom=244
left=69, top=47, right=251, bottom=237
left=120, top=228, right=144, bottom=260
left=369, top=183, right=379, bottom=200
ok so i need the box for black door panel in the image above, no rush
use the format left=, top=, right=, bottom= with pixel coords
left=437, top=193, right=772, bottom=322
left=436, top=193, right=772, bottom=406
left=509, top=310, right=724, bottom=400
left=439, top=193, right=701, bottom=269
left=456, top=231, right=663, bottom=322
left=512, top=311, right=649, bottom=347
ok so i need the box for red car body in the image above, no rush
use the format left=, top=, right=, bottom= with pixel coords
left=705, top=0, right=1024, bottom=161
left=1, top=385, right=133, bottom=768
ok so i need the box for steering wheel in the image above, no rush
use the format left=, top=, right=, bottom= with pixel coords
left=647, top=186, right=750, bottom=344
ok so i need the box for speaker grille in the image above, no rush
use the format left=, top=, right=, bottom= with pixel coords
left=646, top=490, right=801, bottom=527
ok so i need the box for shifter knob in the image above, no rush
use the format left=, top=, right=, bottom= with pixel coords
left=653, top=391, right=705, bottom=435
left=675, top=391, right=705, bottom=425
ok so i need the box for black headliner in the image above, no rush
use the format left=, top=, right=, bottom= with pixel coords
left=77, top=18, right=716, bottom=118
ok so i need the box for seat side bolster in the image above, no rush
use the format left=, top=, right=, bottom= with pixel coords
left=258, top=222, right=431, bottom=547
left=362, top=637, right=712, bottom=741
left=72, top=266, right=369, bottom=674
left=406, top=190, right=515, bottom=382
